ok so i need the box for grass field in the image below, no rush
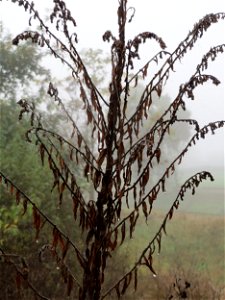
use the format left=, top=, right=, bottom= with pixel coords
left=153, top=167, right=224, bottom=215
left=111, top=208, right=225, bottom=299
left=135, top=211, right=224, bottom=282
left=110, top=172, right=225, bottom=299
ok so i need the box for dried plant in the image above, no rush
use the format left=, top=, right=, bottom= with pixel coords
left=0, top=1, right=224, bottom=299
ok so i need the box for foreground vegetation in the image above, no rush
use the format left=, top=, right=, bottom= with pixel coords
left=105, top=204, right=225, bottom=299
left=0, top=0, right=224, bottom=299
left=1, top=206, right=224, bottom=299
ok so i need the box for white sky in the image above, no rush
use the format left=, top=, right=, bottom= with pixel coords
left=0, top=0, right=224, bottom=170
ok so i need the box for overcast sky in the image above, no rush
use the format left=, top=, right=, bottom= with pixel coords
left=1, top=0, right=224, bottom=170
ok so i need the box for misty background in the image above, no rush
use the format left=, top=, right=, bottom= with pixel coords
left=0, top=0, right=224, bottom=213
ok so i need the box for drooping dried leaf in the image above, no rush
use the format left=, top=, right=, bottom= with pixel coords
left=86, top=229, right=95, bottom=246
left=97, top=148, right=107, bottom=168
left=110, top=228, right=118, bottom=251
left=52, top=227, right=59, bottom=248
left=15, top=271, right=22, bottom=293
left=16, top=189, right=21, bottom=205
left=22, top=199, right=28, bottom=216
left=168, top=207, right=173, bottom=220
left=77, top=133, right=82, bottom=148
left=73, top=196, right=79, bottom=220
left=58, top=232, right=65, bottom=251
left=115, top=284, right=121, bottom=299
left=10, top=183, right=14, bottom=195
left=94, top=170, right=102, bottom=189
left=156, top=233, right=162, bottom=254
left=67, top=274, right=73, bottom=296
left=142, top=167, right=149, bottom=188
left=148, top=254, right=157, bottom=276
left=62, top=238, right=70, bottom=260
left=155, top=148, right=161, bottom=163
left=120, top=222, right=126, bottom=245
left=39, top=143, right=45, bottom=166
left=33, top=206, right=41, bottom=241
left=142, top=201, right=148, bottom=221
left=134, top=268, right=138, bottom=291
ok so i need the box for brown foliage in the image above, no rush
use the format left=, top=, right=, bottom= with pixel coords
left=0, top=0, right=224, bottom=299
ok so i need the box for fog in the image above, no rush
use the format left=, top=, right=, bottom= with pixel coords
left=1, top=0, right=224, bottom=171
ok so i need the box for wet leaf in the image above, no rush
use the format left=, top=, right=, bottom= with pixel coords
left=169, top=208, right=173, bottom=220
left=77, top=133, right=82, bottom=148
left=120, top=222, right=126, bottom=245
left=142, top=202, right=148, bottom=220
left=39, top=143, right=45, bottom=166
left=22, top=199, right=28, bottom=216
left=33, top=206, right=41, bottom=240
left=142, top=167, right=149, bottom=187
left=134, top=268, right=138, bottom=291
left=67, top=274, right=73, bottom=296
left=155, top=148, right=161, bottom=163
left=97, top=148, right=107, bottom=168
left=15, top=271, right=22, bottom=292
left=16, top=189, right=21, bottom=205
left=62, top=238, right=70, bottom=260
left=10, top=184, right=14, bottom=195
left=52, top=227, right=59, bottom=248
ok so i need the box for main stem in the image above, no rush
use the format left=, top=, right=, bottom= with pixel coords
left=81, top=1, right=127, bottom=299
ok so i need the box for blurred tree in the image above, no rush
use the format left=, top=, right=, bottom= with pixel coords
left=0, top=23, right=50, bottom=241
left=0, top=28, right=111, bottom=299
left=0, top=24, right=80, bottom=299
left=0, top=22, right=49, bottom=99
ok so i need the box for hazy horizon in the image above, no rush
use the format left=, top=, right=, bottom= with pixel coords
left=1, top=0, right=224, bottom=170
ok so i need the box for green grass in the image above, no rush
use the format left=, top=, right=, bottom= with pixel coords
left=117, top=183, right=225, bottom=298
left=108, top=206, right=225, bottom=299
left=153, top=174, right=224, bottom=215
